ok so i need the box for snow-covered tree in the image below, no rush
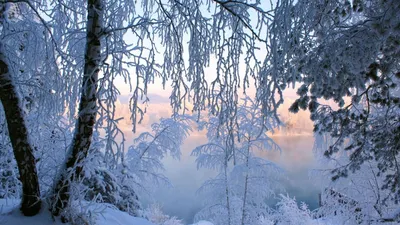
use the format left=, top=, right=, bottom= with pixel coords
left=193, top=97, right=283, bottom=225
left=261, top=0, right=400, bottom=217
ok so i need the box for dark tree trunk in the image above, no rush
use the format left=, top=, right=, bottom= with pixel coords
left=51, top=0, right=102, bottom=217
left=0, top=53, right=41, bottom=216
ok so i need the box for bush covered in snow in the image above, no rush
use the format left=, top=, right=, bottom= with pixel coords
left=142, top=204, right=184, bottom=225
left=271, top=194, right=314, bottom=225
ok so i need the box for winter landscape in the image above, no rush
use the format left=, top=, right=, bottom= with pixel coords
left=0, top=0, right=399, bottom=224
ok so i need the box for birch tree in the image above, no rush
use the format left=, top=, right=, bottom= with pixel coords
left=0, top=53, right=41, bottom=215
left=51, top=0, right=103, bottom=216
left=0, top=2, right=62, bottom=215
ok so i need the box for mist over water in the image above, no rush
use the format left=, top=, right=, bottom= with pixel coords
left=152, top=134, right=320, bottom=224
left=118, top=94, right=321, bottom=223
left=270, top=135, right=320, bottom=210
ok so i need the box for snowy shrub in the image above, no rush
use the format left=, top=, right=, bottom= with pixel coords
left=0, top=144, right=19, bottom=199
left=78, top=148, right=141, bottom=217
left=142, top=204, right=184, bottom=225
left=58, top=199, right=102, bottom=225
left=82, top=167, right=141, bottom=216
left=272, top=194, right=314, bottom=225
left=258, top=217, right=274, bottom=225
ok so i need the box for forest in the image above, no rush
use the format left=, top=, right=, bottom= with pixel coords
left=0, top=0, right=399, bottom=224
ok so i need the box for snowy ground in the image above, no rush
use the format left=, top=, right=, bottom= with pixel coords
left=0, top=199, right=336, bottom=225
left=0, top=199, right=216, bottom=225
left=0, top=199, right=61, bottom=225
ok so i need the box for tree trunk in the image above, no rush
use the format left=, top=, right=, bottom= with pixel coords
left=224, top=157, right=231, bottom=225
left=0, top=51, right=41, bottom=216
left=241, top=139, right=250, bottom=225
left=51, top=0, right=102, bottom=217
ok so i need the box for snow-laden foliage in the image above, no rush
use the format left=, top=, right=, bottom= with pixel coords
left=30, top=117, right=73, bottom=193
left=262, top=0, right=400, bottom=208
left=0, top=109, right=19, bottom=199
left=0, top=2, right=66, bottom=118
left=193, top=97, right=283, bottom=225
left=124, top=114, right=193, bottom=189
left=0, top=149, right=19, bottom=199
left=9, top=111, right=191, bottom=219
left=313, top=133, right=400, bottom=224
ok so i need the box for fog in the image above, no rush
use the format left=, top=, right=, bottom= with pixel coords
left=150, top=134, right=320, bottom=224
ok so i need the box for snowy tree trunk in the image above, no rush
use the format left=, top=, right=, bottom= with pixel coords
left=241, top=139, right=250, bottom=225
left=52, top=0, right=102, bottom=217
left=224, top=158, right=232, bottom=225
left=0, top=51, right=41, bottom=216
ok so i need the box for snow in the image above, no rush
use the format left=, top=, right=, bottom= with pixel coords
left=313, top=218, right=336, bottom=225
left=190, top=221, right=214, bottom=225
left=0, top=199, right=60, bottom=225
left=0, top=199, right=155, bottom=225
left=95, top=206, right=154, bottom=225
